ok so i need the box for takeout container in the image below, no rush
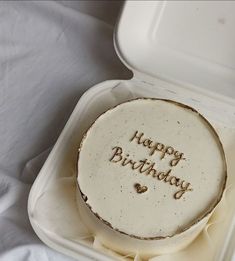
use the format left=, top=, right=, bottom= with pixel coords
left=28, top=1, right=235, bottom=260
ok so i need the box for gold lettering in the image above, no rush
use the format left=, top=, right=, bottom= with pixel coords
left=109, top=130, right=191, bottom=200
left=129, top=160, right=138, bottom=170
left=110, top=147, right=123, bottom=163
left=145, top=163, right=157, bottom=176
left=157, top=171, right=166, bottom=180
left=130, top=131, right=144, bottom=144
left=138, top=159, right=150, bottom=173
left=130, top=131, right=185, bottom=167
left=171, top=151, right=185, bottom=166
left=174, top=182, right=193, bottom=199
left=143, top=139, right=153, bottom=148
left=149, top=142, right=165, bottom=156
left=163, top=169, right=172, bottom=182
left=161, top=146, right=174, bottom=159
left=121, top=154, right=130, bottom=166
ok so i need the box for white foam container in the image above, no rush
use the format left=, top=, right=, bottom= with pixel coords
left=28, top=1, right=235, bottom=260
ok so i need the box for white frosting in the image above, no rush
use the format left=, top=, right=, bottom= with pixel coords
left=77, top=99, right=226, bottom=242
left=27, top=78, right=234, bottom=259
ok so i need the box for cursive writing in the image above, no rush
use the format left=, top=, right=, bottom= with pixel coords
left=110, top=146, right=193, bottom=199
left=130, top=131, right=185, bottom=166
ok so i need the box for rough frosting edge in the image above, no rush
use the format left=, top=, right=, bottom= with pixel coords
left=76, top=97, right=227, bottom=240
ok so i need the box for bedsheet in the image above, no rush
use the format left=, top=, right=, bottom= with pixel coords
left=0, top=1, right=130, bottom=260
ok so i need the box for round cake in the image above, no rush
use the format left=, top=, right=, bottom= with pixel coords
left=76, top=98, right=227, bottom=257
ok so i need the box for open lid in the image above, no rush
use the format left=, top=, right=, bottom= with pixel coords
left=114, top=1, right=235, bottom=103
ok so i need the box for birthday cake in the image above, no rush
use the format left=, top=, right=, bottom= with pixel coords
left=76, top=98, right=227, bottom=257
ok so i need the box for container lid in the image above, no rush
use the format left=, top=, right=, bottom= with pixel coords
left=114, top=1, right=235, bottom=102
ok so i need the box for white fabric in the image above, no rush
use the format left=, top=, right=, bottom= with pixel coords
left=0, top=1, right=130, bottom=260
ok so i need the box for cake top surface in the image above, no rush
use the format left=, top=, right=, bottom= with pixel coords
left=77, top=98, right=226, bottom=239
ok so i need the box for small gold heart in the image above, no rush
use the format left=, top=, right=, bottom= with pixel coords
left=134, top=183, right=148, bottom=194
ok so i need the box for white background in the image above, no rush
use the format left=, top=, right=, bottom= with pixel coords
left=0, top=1, right=131, bottom=260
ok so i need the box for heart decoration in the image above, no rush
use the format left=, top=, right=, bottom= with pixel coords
left=134, top=183, right=148, bottom=194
